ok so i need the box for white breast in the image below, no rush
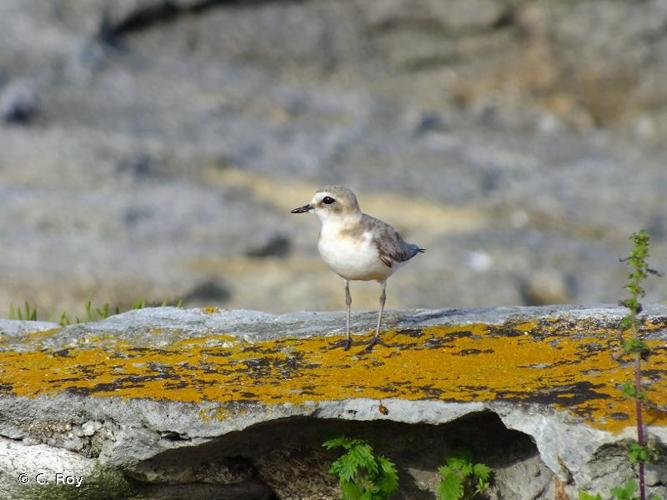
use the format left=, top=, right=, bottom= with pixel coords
left=318, top=224, right=393, bottom=282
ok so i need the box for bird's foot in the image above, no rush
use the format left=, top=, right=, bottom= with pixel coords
left=363, top=336, right=388, bottom=352
left=331, top=338, right=353, bottom=350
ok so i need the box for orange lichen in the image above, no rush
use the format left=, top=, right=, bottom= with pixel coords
left=0, top=319, right=665, bottom=433
left=200, top=307, right=221, bottom=315
left=21, top=328, right=62, bottom=342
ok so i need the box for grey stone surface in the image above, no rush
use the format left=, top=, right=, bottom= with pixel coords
left=0, top=319, right=58, bottom=338
left=4, top=303, right=664, bottom=346
left=0, top=79, right=40, bottom=124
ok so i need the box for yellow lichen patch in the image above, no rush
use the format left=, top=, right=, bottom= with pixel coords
left=199, top=306, right=221, bottom=315
left=21, top=328, right=62, bottom=343
left=172, top=334, right=238, bottom=348
left=0, top=320, right=665, bottom=433
left=512, top=321, right=535, bottom=333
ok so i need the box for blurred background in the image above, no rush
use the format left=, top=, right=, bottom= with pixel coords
left=1, top=0, right=666, bottom=320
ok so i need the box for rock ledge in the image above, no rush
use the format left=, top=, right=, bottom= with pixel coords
left=0, top=305, right=665, bottom=499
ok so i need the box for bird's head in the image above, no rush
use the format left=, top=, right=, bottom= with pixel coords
left=291, top=186, right=361, bottom=223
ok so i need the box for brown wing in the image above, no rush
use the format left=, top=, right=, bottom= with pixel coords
left=365, top=215, right=421, bottom=268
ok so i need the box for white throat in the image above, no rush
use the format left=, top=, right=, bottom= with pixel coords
left=315, top=209, right=361, bottom=228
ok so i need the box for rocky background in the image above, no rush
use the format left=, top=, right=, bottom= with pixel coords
left=1, top=0, right=666, bottom=320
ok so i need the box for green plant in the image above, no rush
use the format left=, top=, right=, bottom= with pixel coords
left=610, top=479, right=662, bottom=500
left=59, top=311, right=72, bottom=326
left=8, top=302, right=38, bottom=321
left=437, top=448, right=492, bottom=500
left=131, top=299, right=146, bottom=310
left=611, top=480, right=640, bottom=500
left=617, top=230, right=662, bottom=500
left=57, top=298, right=183, bottom=326
left=579, top=479, right=662, bottom=500
left=159, top=298, right=183, bottom=308
left=579, top=492, right=603, bottom=500
left=85, top=301, right=118, bottom=321
left=59, top=301, right=121, bottom=326
left=323, top=436, right=399, bottom=500
left=9, top=298, right=184, bottom=326
left=582, top=231, right=663, bottom=500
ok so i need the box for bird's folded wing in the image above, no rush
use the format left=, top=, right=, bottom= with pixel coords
left=368, top=216, right=418, bottom=268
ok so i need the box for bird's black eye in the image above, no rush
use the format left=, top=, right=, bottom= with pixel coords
left=322, top=196, right=335, bottom=204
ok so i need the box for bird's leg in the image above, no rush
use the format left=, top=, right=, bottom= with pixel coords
left=344, top=280, right=352, bottom=350
left=376, top=281, right=386, bottom=338
left=365, top=281, right=388, bottom=352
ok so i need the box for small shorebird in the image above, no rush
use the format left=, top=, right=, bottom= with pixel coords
left=291, top=186, right=424, bottom=351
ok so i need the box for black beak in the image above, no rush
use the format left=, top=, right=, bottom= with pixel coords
left=291, top=204, right=313, bottom=214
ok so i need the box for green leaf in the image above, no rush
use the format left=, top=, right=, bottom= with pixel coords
left=375, top=456, right=399, bottom=496
left=579, top=492, right=603, bottom=500
left=610, top=479, right=637, bottom=500
left=323, top=437, right=343, bottom=450
left=346, top=444, right=377, bottom=476
left=623, top=338, right=651, bottom=356
left=341, top=480, right=363, bottom=500
left=132, top=299, right=146, bottom=310
left=96, top=303, right=110, bottom=319
left=330, top=456, right=358, bottom=482
left=27, top=302, right=37, bottom=321
left=59, top=311, right=71, bottom=327
left=620, top=381, right=638, bottom=399
left=325, top=436, right=398, bottom=500
left=85, top=300, right=94, bottom=321
left=445, top=456, right=473, bottom=476
left=618, top=315, right=633, bottom=330
left=9, top=302, right=38, bottom=321
left=323, top=436, right=360, bottom=451
left=438, top=471, right=464, bottom=500
left=437, top=449, right=492, bottom=499
left=473, top=463, right=492, bottom=492
left=627, top=441, right=659, bottom=464
left=621, top=298, right=638, bottom=312
left=472, top=463, right=491, bottom=482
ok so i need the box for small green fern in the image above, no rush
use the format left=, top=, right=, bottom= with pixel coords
left=323, top=436, right=399, bottom=500
left=437, top=449, right=492, bottom=500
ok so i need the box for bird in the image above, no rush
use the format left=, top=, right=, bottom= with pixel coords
left=291, top=186, right=424, bottom=351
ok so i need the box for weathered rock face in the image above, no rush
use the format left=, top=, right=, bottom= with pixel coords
left=0, top=305, right=665, bottom=499
left=1, top=0, right=667, bottom=319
